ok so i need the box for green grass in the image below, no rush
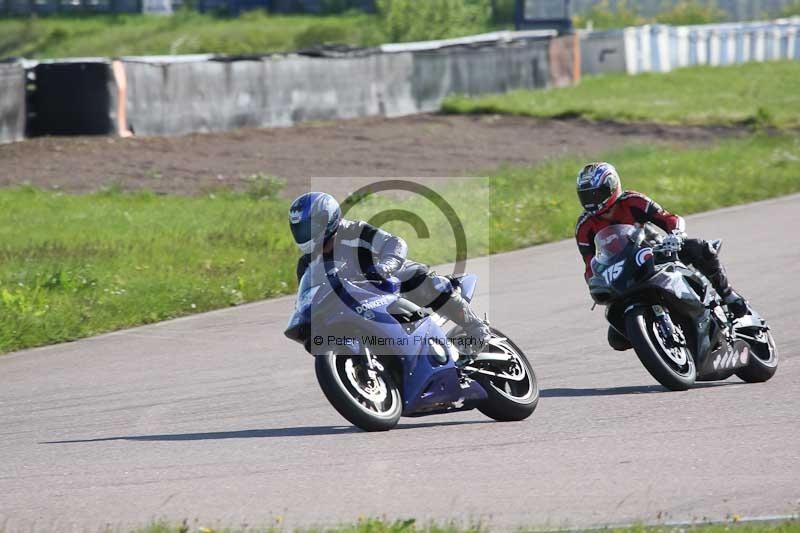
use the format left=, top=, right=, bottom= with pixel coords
left=2, top=134, right=800, bottom=353
left=572, top=0, right=727, bottom=29
left=0, top=11, right=380, bottom=58
left=134, top=517, right=800, bottom=532
left=0, top=0, right=502, bottom=59
left=487, top=135, right=800, bottom=253
left=443, top=62, right=800, bottom=129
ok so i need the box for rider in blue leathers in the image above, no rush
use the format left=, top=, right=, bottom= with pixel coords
left=289, top=192, right=490, bottom=356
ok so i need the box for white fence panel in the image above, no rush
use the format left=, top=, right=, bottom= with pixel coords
left=618, top=18, right=800, bottom=74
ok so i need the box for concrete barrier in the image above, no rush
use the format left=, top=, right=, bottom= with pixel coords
left=580, top=29, right=627, bottom=75
left=122, top=53, right=418, bottom=136
left=411, top=39, right=550, bottom=112
left=121, top=37, right=554, bottom=136
left=0, top=62, right=26, bottom=144
left=5, top=33, right=566, bottom=140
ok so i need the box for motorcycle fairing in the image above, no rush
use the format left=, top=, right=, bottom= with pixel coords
left=697, top=339, right=751, bottom=381
left=286, top=265, right=489, bottom=417
left=400, top=317, right=487, bottom=415
left=605, top=262, right=733, bottom=377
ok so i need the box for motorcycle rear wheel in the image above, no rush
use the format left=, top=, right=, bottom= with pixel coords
left=315, top=352, right=402, bottom=432
left=473, top=328, right=539, bottom=422
left=626, top=307, right=696, bottom=391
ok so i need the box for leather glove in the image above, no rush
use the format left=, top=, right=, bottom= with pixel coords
left=661, top=231, right=685, bottom=253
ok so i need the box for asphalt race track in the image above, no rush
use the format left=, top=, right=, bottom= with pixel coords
left=1, top=195, right=798, bottom=531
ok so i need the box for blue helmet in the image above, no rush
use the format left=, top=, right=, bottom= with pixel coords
left=288, top=192, right=342, bottom=254
left=576, top=162, right=621, bottom=214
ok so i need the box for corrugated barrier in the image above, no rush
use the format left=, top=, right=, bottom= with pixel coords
left=0, top=62, right=25, bottom=144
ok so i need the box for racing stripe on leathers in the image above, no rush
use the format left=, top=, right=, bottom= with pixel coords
left=297, top=219, right=408, bottom=282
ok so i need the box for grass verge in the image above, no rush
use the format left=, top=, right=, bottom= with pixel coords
left=0, top=11, right=378, bottom=58
left=0, top=0, right=502, bottom=59
left=442, top=62, right=800, bottom=129
left=1, top=134, right=799, bottom=353
left=136, top=517, right=800, bottom=532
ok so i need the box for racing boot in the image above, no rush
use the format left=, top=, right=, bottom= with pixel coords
left=607, top=326, right=632, bottom=351
left=723, top=290, right=750, bottom=319
left=438, top=291, right=490, bottom=360
left=702, top=247, right=750, bottom=320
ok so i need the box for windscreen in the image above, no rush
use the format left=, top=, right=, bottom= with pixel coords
left=594, top=224, right=636, bottom=265
left=297, top=258, right=326, bottom=297
left=296, top=258, right=346, bottom=310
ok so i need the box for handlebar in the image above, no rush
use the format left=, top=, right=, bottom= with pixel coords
left=652, top=243, right=676, bottom=256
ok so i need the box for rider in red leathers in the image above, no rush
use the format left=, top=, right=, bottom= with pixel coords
left=574, top=162, right=749, bottom=351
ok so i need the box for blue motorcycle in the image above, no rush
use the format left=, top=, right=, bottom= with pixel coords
left=284, top=259, right=539, bottom=431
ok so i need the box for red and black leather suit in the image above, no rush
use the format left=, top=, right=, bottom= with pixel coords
left=575, top=191, right=733, bottom=296
left=576, top=190, right=735, bottom=350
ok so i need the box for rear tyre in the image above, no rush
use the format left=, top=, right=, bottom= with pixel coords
left=315, top=352, right=402, bottom=432
left=736, top=330, right=778, bottom=383
left=473, top=328, right=539, bottom=422
left=625, top=307, right=696, bottom=391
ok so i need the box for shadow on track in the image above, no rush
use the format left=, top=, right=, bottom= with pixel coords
left=42, top=419, right=493, bottom=444
left=541, top=382, right=739, bottom=397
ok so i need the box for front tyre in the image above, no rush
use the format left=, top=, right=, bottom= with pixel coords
left=315, top=352, right=402, bottom=432
left=736, top=329, right=778, bottom=383
left=473, top=328, right=539, bottom=422
left=625, top=307, right=696, bottom=391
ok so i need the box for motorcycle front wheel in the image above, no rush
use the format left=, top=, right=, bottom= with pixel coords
left=315, top=352, right=402, bottom=432
left=625, top=306, right=696, bottom=391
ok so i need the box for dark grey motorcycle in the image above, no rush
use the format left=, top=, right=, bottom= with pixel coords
left=588, top=224, right=778, bottom=391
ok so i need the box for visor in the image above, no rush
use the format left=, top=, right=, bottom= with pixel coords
left=578, top=183, right=612, bottom=212
left=290, top=220, right=311, bottom=245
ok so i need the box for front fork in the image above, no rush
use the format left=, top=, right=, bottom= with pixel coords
left=361, top=346, right=384, bottom=381
left=652, top=305, right=686, bottom=348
